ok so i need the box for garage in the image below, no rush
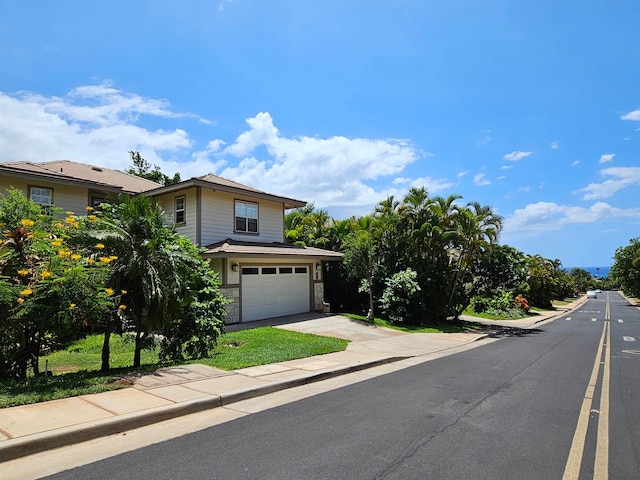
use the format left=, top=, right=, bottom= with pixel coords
left=241, top=265, right=311, bottom=322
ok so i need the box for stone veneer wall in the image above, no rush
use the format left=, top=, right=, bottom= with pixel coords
left=220, top=286, right=240, bottom=324
left=314, top=281, right=325, bottom=312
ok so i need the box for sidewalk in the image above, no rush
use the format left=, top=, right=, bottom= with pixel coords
left=0, top=302, right=583, bottom=462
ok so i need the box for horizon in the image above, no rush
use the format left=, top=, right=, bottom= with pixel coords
left=1, top=1, right=638, bottom=267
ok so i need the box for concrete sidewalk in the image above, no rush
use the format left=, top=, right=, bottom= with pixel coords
left=0, top=302, right=582, bottom=462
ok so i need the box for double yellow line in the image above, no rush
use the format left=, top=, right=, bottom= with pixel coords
left=563, top=302, right=611, bottom=480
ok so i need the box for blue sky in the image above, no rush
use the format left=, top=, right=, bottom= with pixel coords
left=1, top=1, right=639, bottom=268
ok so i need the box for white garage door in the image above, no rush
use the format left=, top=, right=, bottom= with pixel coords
left=241, top=266, right=311, bottom=322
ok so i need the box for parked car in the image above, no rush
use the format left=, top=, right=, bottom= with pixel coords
left=587, top=290, right=597, bottom=298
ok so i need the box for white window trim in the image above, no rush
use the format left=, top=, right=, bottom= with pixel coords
left=175, top=195, right=186, bottom=225
left=29, top=186, right=53, bottom=207
left=234, top=199, right=259, bottom=234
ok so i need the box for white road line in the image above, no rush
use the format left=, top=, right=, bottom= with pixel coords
left=566, top=317, right=572, bottom=321
left=592, top=318, right=597, bottom=322
left=623, top=336, right=636, bottom=342
left=595, top=321, right=610, bottom=480
left=618, top=319, right=624, bottom=323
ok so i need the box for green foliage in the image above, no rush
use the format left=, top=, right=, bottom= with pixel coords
left=379, top=268, right=421, bottom=324
left=611, top=238, right=640, bottom=298
left=127, top=151, right=181, bottom=186
left=159, top=251, right=229, bottom=362
left=0, top=189, right=112, bottom=379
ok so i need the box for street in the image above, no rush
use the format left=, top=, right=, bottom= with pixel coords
left=43, top=292, right=640, bottom=479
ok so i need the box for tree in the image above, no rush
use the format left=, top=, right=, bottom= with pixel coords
left=0, top=189, right=112, bottom=378
left=127, top=151, right=181, bottom=186
left=611, top=238, right=640, bottom=298
left=96, top=195, right=199, bottom=368
left=342, top=229, right=378, bottom=321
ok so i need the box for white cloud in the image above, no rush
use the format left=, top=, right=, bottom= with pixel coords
left=457, top=170, right=469, bottom=178
left=501, top=165, right=513, bottom=170
left=550, top=141, right=559, bottom=150
left=571, top=160, right=580, bottom=167
left=599, top=153, right=615, bottom=164
left=219, top=112, right=423, bottom=211
left=503, top=150, right=533, bottom=162
left=621, top=109, right=640, bottom=121
left=473, top=173, right=490, bottom=186
left=503, top=201, right=640, bottom=239
left=0, top=85, right=434, bottom=216
left=0, top=87, right=195, bottom=169
left=578, top=167, right=640, bottom=200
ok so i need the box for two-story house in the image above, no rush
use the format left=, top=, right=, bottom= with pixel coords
left=0, top=160, right=342, bottom=324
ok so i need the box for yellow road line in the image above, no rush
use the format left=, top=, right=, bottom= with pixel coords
left=562, top=322, right=608, bottom=480
left=595, top=320, right=610, bottom=479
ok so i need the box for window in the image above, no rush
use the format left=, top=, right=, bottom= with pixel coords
left=175, top=196, right=186, bottom=224
left=29, top=186, right=53, bottom=211
left=295, top=267, right=308, bottom=274
left=235, top=200, right=258, bottom=233
left=262, top=267, right=277, bottom=274
left=279, top=267, right=293, bottom=274
left=242, top=267, right=259, bottom=275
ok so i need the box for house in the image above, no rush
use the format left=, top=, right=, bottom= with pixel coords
left=0, top=160, right=342, bottom=324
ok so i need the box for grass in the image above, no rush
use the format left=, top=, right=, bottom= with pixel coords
left=0, top=327, right=348, bottom=408
left=340, top=313, right=474, bottom=333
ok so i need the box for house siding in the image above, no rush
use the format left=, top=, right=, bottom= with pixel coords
left=154, top=187, right=198, bottom=243
left=199, top=190, right=284, bottom=246
left=0, top=177, right=91, bottom=214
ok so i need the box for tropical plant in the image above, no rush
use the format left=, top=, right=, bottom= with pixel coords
left=611, top=238, right=640, bottom=298
left=0, top=189, right=112, bottom=378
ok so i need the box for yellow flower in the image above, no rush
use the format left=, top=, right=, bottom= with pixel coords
left=21, top=219, right=35, bottom=227
left=86, top=258, right=95, bottom=264
left=118, top=304, right=127, bottom=310
left=54, top=222, right=64, bottom=229
left=121, top=289, right=127, bottom=294
left=109, top=255, right=118, bottom=261
left=51, top=239, right=63, bottom=247
left=58, top=250, right=71, bottom=257
left=100, top=257, right=111, bottom=264
left=66, top=211, right=74, bottom=215
left=20, top=288, right=33, bottom=296
left=89, top=215, right=97, bottom=222
left=96, top=243, right=105, bottom=250
left=69, top=303, right=76, bottom=310
left=18, top=269, right=30, bottom=276
left=105, top=288, right=114, bottom=295
left=17, top=297, right=25, bottom=304
left=86, top=206, right=94, bottom=211
left=41, top=271, right=51, bottom=278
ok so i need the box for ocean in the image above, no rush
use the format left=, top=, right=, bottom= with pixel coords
left=574, top=266, right=611, bottom=278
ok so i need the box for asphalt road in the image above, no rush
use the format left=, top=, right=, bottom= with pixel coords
left=46, top=291, right=640, bottom=480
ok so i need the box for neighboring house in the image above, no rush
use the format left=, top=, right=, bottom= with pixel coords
left=0, top=160, right=342, bottom=324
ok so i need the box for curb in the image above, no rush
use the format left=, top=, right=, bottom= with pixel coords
left=0, top=356, right=408, bottom=462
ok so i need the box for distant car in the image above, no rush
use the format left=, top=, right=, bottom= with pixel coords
left=595, top=289, right=602, bottom=294
left=587, top=290, right=597, bottom=298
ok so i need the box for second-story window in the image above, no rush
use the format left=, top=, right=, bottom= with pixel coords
left=235, top=200, right=258, bottom=233
left=175, top=196, right=186, bottom=225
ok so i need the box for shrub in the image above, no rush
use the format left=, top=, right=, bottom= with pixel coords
left=379, top=268, right=421, bottom=324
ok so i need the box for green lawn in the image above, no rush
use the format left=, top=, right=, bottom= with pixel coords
left=340, top=313, right=474, bottom=333
left=0, top=327, right=348, bottom=408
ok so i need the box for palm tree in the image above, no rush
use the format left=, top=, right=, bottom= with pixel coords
left=446, top=202, right=503, bottom=316
left=97, top=195, right=198, bottom=368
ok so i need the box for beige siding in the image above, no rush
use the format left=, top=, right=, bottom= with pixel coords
left=199, top=190, right=284, bottom=246
left=0, top=177, right=91, bottom=214
left=154, top=187, right=198, bottom=244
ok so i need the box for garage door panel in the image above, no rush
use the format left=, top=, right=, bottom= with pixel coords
left=241, top=266, right=311, bottom=322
